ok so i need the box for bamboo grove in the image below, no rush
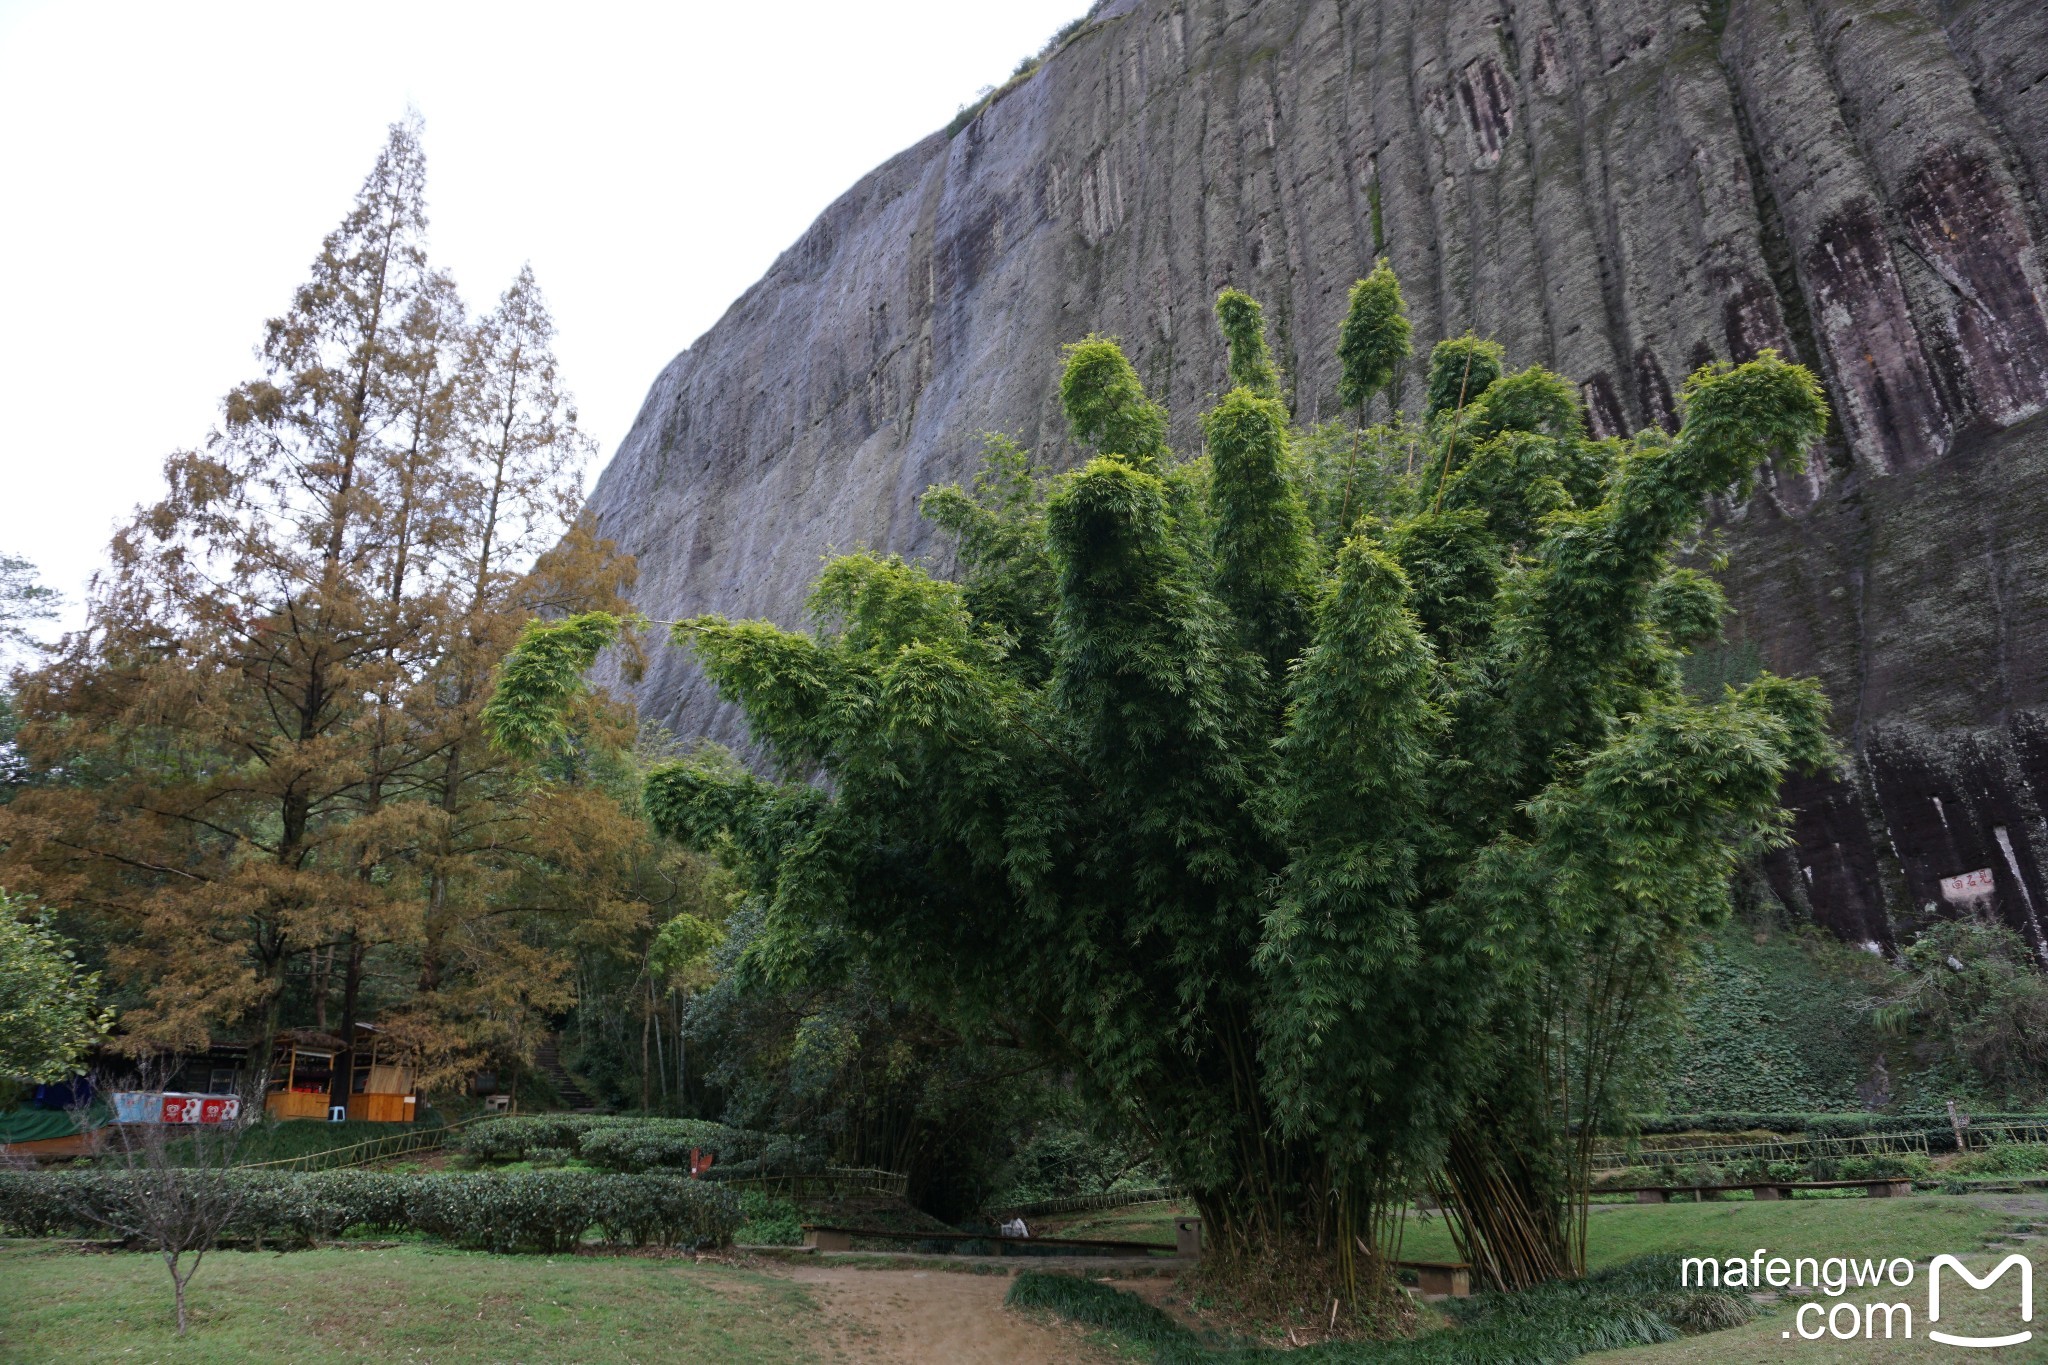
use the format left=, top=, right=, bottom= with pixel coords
left=493, top=269, right=1833, bottom=1298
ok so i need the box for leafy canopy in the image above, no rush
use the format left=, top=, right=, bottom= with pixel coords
left=491, top=275, right=1832, bottom=1293
left=0, top=890, right=113, bottom=1083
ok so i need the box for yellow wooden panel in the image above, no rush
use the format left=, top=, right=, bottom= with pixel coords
left=265, top=1091, right=332, bottom=1121
left=345, top=1093, right=414, bottom=1123
left=363, top=1065, right=414, bottom=1095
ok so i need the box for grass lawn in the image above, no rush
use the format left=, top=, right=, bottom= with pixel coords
left=1081, top=1191, right=2011, bottom=1272
left=1388, top=1193, right=2010, bottom=1270
left=0, top=1242, right=821, bottom=1364
left=1043, top=1202, right=1191, bottom=1247
left=1587, top=1247, right=2048, bottom=1362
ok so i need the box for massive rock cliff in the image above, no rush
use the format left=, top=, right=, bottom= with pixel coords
left=585, top=0, right=2048, bottom=955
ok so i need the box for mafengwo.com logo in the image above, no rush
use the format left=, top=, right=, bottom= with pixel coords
left=1680, top=1249, right=2033, bottom=1347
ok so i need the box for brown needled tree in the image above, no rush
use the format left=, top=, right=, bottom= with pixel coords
left=1, top=119, right=650, bottom=1100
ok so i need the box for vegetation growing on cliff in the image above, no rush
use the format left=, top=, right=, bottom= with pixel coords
left=491, top=268, right=1832, bottom=1309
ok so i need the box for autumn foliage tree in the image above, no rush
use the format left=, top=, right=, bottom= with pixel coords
left=0, top=119, right=648, bottom=1096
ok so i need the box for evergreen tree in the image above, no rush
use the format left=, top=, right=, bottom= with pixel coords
left=0, top=890, right=112, bottom=1082
left=0, top=553, right=59, bottom=652
left=1424, top=333, right=1505, bottom=420
left=1215, top=287, right=1282, bottom=398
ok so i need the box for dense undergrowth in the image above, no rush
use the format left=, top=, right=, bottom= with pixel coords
left=1648, top=911, right=2048, bottom=1115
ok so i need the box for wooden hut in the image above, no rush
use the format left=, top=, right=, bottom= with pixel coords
left=265, top=1029, right=346, bottom=1120
left=264, top=1024, right=418, bottom=1122
left=343, top=1023, right=417, bottom=1123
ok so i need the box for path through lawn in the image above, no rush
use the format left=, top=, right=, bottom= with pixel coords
left=0, top=1240, right=1112, bottom=1364
left=785, top=1263, right=1108, bottom=1363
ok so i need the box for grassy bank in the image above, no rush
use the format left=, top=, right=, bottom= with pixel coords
left=1390, top=1194, right=2008, bottom=1270
left=0, top=1243, right=818, bottom=1364
left=1079, top=1192, right=2008, bottom=1272
left=1013, top=1195, right=2029, bottom=1362
left=1589, top=1248, right=2048, bottom=1362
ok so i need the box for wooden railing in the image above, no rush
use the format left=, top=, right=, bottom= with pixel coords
left=709, top=1166, right=910, bottom=1199
left=1590, top=1119, right=2048, bottom=1172
left=236, top=1114, right=486, bottom=1173
left=989, top=1187, right=1183, bottom=1219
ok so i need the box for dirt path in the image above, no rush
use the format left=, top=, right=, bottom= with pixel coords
left=781, top=1264, right=1112, bottom=1364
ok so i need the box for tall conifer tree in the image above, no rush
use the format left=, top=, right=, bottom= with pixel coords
left=0, top=122, right=647, bottom=1093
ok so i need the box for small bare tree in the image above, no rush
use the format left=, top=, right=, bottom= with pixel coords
left=70, top=1061, right=261, bottom=1335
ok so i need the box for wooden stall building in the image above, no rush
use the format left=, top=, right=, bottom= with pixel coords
left=265, top=1023, right=417, bottom=1123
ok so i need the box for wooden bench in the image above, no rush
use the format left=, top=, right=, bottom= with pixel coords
left=1601, top=1178, right=1913, bottom=1203
left=799, top=1225, right=1176, bottom=1255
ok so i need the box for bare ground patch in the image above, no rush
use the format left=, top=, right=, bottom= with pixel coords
left=781, top=1263, right=1115, bottom=1364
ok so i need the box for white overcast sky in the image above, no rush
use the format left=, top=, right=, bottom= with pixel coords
left=0, top=0, right=1086, bottom=645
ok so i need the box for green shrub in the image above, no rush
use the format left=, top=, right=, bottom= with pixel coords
left=0, top=1168, right=739, bottom=1252
left=587, top=1174, right=742, bottom=1250
left=449, top=1115, right=595, bottom=1161
left=1834, top=1153, right=1931, bottom=1182
left=1622, top=1111, right=2048, bottom=1147
left=734, top=1190, right=805, bottom=1246
left=577, top=1120, right=772, bottom=1172
left=1952, top=1142, right=2048, bottom=1176
left=449, top=1114, right=810, bottom=1174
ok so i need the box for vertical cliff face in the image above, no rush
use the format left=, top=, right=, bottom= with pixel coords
left=585, top=0, right=2048, bottom=956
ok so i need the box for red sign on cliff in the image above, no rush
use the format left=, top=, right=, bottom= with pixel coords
left=1940, top=868, right=1995, bottom=906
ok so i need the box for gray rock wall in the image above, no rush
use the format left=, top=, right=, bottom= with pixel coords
left=585, top=0, right=2048, bottom=955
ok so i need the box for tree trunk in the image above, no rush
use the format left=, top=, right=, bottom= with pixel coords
left=640, top=988, right=652, bottom=1113
left=168, top=1254, right=188, bottom=1335
left=329, top=936, right=364, bottom=1113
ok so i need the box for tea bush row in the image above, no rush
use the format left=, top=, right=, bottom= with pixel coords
left=0, top=1168, right=740, bottom=1254
left=452, top=1114, right=819, bottom=1175
left=1594, top=1152, right=1932, bottom=1191
left=1625, top=1111, right=2048, bottom=1142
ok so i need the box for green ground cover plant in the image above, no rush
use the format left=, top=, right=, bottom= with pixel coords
left=1950, top=1141, right=2048, bottom=1175
left=1007, top=1254, right=1752, bottom=1363
left=1617, top=1110, right=2048, bottom=1144
left=1652, top=925, right=1884, bottom=1112
left=1590, top=1151, right=1931, bottom=1190
left=734, top=1190, right=806, bottom=1245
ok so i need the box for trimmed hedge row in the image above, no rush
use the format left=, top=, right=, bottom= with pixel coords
left=452, top=1115, right=820, bottom=1176
left=0, top=1169, right=739, bottom=1254
left=1624, top=1112, right=2048, bottom=1140
left=1594, top=1152, right=1932, bottom=1191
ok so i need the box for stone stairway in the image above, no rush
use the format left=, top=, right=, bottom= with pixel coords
left=533, top=1040, right=600, bottom=1113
